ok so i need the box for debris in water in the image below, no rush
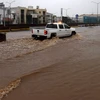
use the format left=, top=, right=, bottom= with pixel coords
left=0, top=79, right=21, bottom=100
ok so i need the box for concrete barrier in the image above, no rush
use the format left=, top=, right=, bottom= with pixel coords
left=0, top=33, right=6, bottom=42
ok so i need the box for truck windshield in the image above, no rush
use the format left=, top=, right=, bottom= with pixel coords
left=46, top=24, right=57, bottom=29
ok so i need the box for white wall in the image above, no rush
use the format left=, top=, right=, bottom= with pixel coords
left=0, top=9, right=3, bottom=24
left=46, top=13, right=54, bottom=23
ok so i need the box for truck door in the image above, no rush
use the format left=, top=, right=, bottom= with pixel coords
left=64, top=24, right=71, bottom=36
left=57, top=24, right=66, bottom=37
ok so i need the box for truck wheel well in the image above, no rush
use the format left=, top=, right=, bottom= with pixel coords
left=72, top=31, right=76, bottom=35
left=50, top=33, right=57, bottom=38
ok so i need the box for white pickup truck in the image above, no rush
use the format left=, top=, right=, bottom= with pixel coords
left=31, top=22, right=76, bottom=39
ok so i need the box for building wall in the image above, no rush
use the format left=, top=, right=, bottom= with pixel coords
left=78, top=14, right=100, bottom=23
left=34, top=7, right=46, bottom=24
left=46, top=13, right=53, bottom=23
left=83, top=16, right=98, bottom=23
left=27, top=9, right=38, bottom=24
left=11, top=6, right=46, bottom=24
left=46, top=13, right=57, bottom=23
left=0, top=9, right=3, bottom=24
left=12, top=7, right=27, bottom=24
left=11, top=7, right=20, bottom=24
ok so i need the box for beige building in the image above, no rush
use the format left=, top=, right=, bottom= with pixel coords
left=26, top=6, right=38, bottom=24
left=12, top=7, right=27, bottom=24
left=34, top=6, right=47, bottom=24
left=0, top=5, right=55, bottom=24
left=11, top=6, right=47, bottom=24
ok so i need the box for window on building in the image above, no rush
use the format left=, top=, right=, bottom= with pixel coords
left=21, top=9, right=24, bottom=23
left=39, top=16, right=41, bottom=19
left=21, top=9, right=24, bottom=14
left=39, top=21, right=41, bottom=24
left=43, top=19, right=45, bottom=23
left=39, top=11, right=41, bottom=14
left=43, top=17, right=45, bottom=20
left=43, top=11, right=45, bottom=15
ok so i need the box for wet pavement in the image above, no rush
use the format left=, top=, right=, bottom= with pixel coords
left=0, top=26, right=100, bottom=100
left=6, top=31, right=31, bottom=40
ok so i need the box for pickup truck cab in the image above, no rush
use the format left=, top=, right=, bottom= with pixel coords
left=31, top=22, right=76, bottom=39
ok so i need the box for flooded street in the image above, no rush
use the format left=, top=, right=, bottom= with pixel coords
left=1, top=26, right=100, bottom=100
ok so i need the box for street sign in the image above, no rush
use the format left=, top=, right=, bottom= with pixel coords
left=76, top=14, right=79, bottom=19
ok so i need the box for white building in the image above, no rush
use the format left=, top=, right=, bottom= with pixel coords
left=0, top=7, right=15, bottom=24
left=56, top=17, right=62, bottom=22
left=46, top=12, right=53, bottom=23
left=46, top=12, right=57, bottom=23
left=0, top=9, right=3, bottom=24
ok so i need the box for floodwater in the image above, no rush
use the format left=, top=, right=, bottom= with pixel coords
left=1, top=26, right=100, bottom=100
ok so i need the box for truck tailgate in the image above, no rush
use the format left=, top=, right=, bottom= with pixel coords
left=33, top=29, right=45, bottom=36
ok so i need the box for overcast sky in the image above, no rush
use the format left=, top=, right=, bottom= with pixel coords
left=2, top=0, right=100, bottom=17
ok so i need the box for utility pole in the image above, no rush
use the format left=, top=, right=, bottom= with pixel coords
left=3, top=6, right=5, bottom=26
left=6, top=0, right=15, bottom=24
left=92, top=1, right=100, bottom=25
left=61, top=8, right=63, bottom=22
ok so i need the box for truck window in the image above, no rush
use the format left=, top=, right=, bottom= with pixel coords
left=59, top=24, right=64, bottom=29
left=46, top=24, right=57, bottom=29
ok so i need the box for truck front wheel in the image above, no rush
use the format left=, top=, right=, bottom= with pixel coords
left=71, top=31, right=76, bottom=36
